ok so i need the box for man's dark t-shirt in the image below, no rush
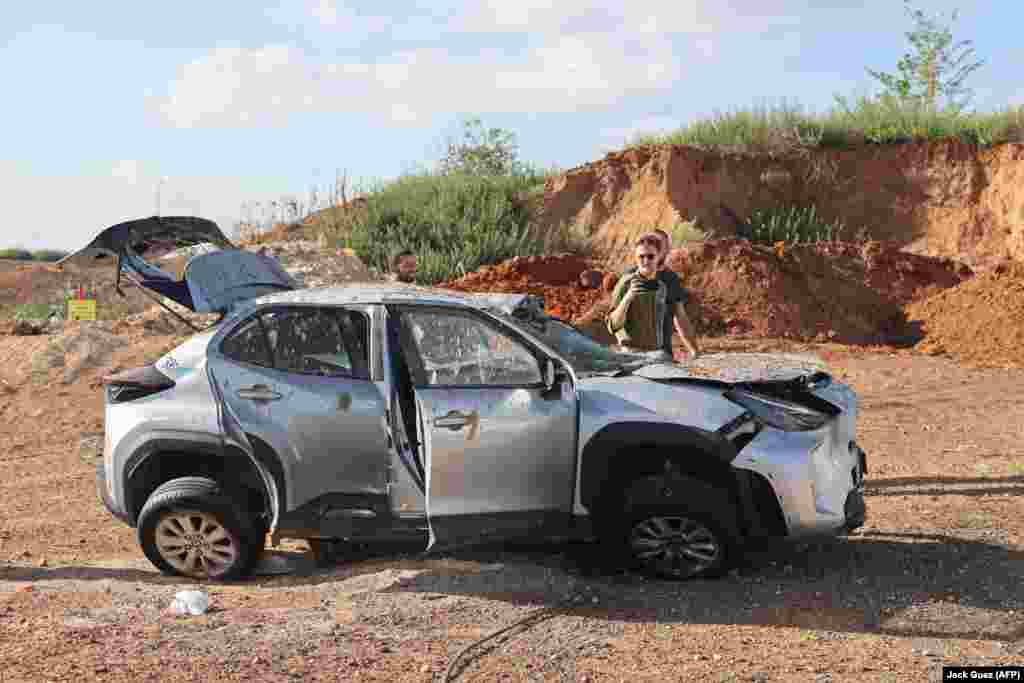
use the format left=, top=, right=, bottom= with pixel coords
left=624, top=267, right=688, bottom=353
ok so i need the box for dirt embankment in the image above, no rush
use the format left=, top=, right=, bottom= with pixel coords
left=441, top=241, right=970, bottom=349
left=661, top=239, right=970, bottom=344
left=907, top=260, right=1024, bottom=368
left=441, top=254, right=611, bottom=323
left=535, top=141, right=1024, bottom=271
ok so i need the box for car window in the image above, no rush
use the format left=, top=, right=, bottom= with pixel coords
left=259, top=308, right=366, bottom=378
left=402, top=309, right=542, bottom=386
left=220, top=316, right=273, bottom=367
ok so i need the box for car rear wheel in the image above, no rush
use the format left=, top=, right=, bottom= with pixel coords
left=137, top=476, right=256, bottom=581
left=624, top=506, right=733, bottom=580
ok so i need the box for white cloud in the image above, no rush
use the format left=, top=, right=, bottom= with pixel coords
left=157, top=45, right=315, bottom=128
left=309, top=0, right=340, bottom=26
left=110, top=159, right=145, bottom=185
left=156, top=1, right=820, bottom=129
left=153, top=31, right=687, bottom=128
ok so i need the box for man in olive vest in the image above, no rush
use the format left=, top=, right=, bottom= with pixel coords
left=607, top=232, right=700, bottom=359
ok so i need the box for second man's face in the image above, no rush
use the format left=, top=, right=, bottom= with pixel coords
left=396, top=256, right=417, bottom=282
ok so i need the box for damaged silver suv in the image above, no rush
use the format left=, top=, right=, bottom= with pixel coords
left=70, top=217, right=868, bottom=582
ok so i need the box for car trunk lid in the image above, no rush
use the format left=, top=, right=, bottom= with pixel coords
left=59, top=216, right=296, bottom=313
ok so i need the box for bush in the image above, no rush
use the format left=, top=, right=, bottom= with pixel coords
left=326, top=171, right=583, bottom=284
left=32, top=249, right=69, bottom=262
left=628, top=100, right=1024, bottom=154
left=747, top=206, right=845, bottom=245
left=0, top=248, right=34, bottom=260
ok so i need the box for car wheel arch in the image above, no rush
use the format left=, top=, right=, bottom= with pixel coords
left=124, top=437, right=285, bottom=531
left=579, top=422, right=742, bottom=521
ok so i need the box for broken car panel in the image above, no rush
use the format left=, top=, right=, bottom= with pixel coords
left=61, top=216, right=297, bottom=313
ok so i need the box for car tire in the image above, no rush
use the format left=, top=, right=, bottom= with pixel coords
left=137, top=476, right=256, bottom=581
left=620, top=505, right=736, bottom=580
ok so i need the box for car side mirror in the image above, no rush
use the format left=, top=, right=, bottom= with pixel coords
left=543, top=358, right=556, bottom=391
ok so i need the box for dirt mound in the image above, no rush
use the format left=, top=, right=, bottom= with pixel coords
left=906, top=261, right=1024, bottom=367
left=536, top=141, right=1024, bottom=270
left=26, top=323, right=125, bottom=384
left=0, top=260, right=153, bottom=319
left=249, top=241, right=378, bottom=287
left=441, top=254, right=610, bottom=322
left=576, top=239, right=970, bottom=348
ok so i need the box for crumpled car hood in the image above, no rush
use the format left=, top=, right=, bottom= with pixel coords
left=628, top=352, right=830, bottom=385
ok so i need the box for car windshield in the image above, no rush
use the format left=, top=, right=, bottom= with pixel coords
left=499, top=313, right=662, bottom=376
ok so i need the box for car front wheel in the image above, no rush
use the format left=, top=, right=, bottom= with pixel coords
left=137, top=476, right=256, bottom=581
left=625, top=506, right=733, bottom=580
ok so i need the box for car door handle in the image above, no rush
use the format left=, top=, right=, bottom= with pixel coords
left=435, top=410, right=470, bottom=430
left=236, top=384, right=282, bottom=401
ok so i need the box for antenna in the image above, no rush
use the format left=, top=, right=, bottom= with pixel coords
left=155, top=176, right=168, bottom=216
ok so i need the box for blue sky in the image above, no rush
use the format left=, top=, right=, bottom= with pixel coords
left=3, top=0, right=1022, bottom=250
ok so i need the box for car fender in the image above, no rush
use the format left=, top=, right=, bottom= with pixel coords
left=577, top=420, right=741, bottom=516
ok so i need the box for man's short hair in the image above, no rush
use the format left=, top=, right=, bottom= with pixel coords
left=653, top=228, right=670, bottom=247
left=634, top=232, right=661, bottom=249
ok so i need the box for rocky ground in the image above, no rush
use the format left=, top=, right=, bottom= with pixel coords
left=1, top=327, right=1022, bottom=682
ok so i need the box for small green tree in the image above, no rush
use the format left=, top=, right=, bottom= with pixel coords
left=867, top=1, right=984, bottom=111
left=438, top=117, right=525, bottom=176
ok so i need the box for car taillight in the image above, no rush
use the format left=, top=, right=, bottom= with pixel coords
left=103, top=365, right=176, bottom=403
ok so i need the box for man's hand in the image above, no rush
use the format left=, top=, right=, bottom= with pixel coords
left=626, top=276, right=648, bottom=299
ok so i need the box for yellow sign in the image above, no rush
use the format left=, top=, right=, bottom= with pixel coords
left=67, top=299, right=97, bottom=321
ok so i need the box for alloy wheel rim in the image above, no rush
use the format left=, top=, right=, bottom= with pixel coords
left=155, top=509, right=238, bottom=578
left=629, top=515, right=720, bottom=578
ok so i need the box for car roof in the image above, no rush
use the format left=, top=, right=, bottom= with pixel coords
left=237, top=283, right=507, bottom=311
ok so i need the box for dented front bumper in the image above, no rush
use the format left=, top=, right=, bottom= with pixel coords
left=733, top=423, right=868, bottom=538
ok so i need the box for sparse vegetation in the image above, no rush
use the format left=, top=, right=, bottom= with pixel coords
left=0, top=248, right=70, bottom=262
left=629, top=100, right=1024, bottom=154
left=317, top=171, right=583, bottom=284
left=438, top=117, right=530, bottom=177
left=747, top=205, right=846, bottom=245
left=958, top=511, right=995, bottom=529
left=630, top=4, right=1006, bottom=154
left=31, top=249, right=69, bottom=262
left=867, top=1, right=984, bottom=112
left=0, top=248, right=34, bottom=261
left=664, top=219, right=708, bottom=245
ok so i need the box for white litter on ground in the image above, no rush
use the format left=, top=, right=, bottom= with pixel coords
left=169, top=590, right=209, bottom=616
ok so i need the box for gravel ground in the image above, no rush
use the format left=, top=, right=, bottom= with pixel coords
left=1, top=336, right=1022, bottom=681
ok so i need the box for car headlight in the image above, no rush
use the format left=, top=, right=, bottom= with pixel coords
left=723, top=388, right=831, bottom=432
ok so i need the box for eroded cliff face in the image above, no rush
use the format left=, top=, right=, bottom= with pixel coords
left=536, top=141, right=1024, bottom=270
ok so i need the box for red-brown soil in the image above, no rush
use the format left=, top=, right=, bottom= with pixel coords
left=536, top=141, right=1024, bottom=270
left=906, top=260, right=1024, bottom=368
left=441, top=254, right=611, bottom=323
left=563, top=239, right=972, bottom=349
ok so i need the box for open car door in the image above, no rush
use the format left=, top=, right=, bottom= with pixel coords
left=390, top=305, right=579, bottom=554
left=59, top=216, right=296, bottom=313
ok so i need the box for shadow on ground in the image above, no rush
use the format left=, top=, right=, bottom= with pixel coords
left=3, top=530, right=1020, bottom=643
left=866, top=474, right=1024, bottom=498
left=374, top=530, right=1023, bottom=643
